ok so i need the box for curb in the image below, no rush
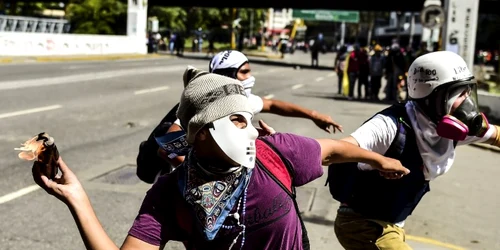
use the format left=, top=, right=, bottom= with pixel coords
left=470, top=142, right=500, bottom=153
left=158, top=50, right=283, bottom=60
left=244, top=52, right=283, bottom=60
left=0, top=53, right=166, bottom=64
left=0, top=58, right=13, bottom=63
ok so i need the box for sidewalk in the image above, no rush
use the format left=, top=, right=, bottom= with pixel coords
left=0, top=48, right=323, bottom=66
left=0, top=53, right=165, bottom=64
left=0, top=50, right=282, bottom=64
left=161, top=49, right=283, bottom=60
left=174, top=50, right=337, bottom=69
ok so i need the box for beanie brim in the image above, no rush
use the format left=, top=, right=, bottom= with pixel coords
left=185, top=95, right=253, bottom=144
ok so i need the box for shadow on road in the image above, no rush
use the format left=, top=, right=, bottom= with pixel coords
left=301, top=214, right=335, bottom=226
left=173, top=53, right=336, bottom=71
left=293, top=91, right=399, bottom=106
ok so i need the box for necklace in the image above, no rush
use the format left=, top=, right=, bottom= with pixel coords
left=221, top=183, right=248, bottom=250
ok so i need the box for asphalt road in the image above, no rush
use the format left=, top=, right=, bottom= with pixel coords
left=0, top=53, right=498, bottom=250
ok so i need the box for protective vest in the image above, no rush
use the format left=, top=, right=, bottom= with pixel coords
left=327, top=104, right=429, bottom=223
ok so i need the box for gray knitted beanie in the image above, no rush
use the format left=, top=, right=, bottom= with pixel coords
left=177, top=66, right=253, bottom=143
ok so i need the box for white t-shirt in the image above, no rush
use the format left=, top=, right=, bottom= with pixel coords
left=351, top=114, right=495, bottom=170
left=351, top=113, right=495, bottom=227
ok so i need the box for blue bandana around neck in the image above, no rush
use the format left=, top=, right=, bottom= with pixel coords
left=177, top=151, right=252, bottom=241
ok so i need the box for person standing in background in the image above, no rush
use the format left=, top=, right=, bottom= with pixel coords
left=357, top=47, right=370, bottom=99
left=310, top=33, right=326, bottom=68
left=347, top=45, right=361, bottom=100
left=335, top=46, right=348, bottom=95
left=369, top=45, right=386, bottom=100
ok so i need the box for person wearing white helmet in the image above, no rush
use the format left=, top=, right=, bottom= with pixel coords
left=326, top=51, right=500, bottom=249
left=207, top=50, right=342, bottom=133
left=136, top=50, right=344, bottom=183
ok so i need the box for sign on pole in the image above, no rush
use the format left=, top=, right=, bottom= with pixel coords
left=292, top=9, right=359, bottom=23
left=441, top=0, right=480, bottom=71
left=421, top=5, right=445, bottom=29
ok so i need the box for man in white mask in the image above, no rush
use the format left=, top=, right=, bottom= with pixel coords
left=328, top=51, right=500, bottom=249
left=151, top=50, right=343, bottom=172
left=136, top=50, right=345, bottom=182
left=31, top=67, right=409, bottom=250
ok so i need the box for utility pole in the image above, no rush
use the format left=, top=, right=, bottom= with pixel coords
left=396, top=12, right=402, bottom=42
left=249, top=9, right=254, bottom=41
left=340, top=22, right=345, bottom=46
left=409, top=12, right=415, bottom=48
left=231, top=8, right=237, bottom=50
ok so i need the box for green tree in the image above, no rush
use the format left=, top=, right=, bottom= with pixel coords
left=237, top=9, right=266, bottom=34
left=183, top=7, right=232, bottom=31
left=148, top=7, right=187, bottom=32
left=65, top=0, right=127, bottom=35
left=6, top=1, right=54, bottom=16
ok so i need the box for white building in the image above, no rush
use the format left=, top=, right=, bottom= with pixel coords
left=374, top=11, right=439, bottom=49
left=264, top=8, right=294, bottom=36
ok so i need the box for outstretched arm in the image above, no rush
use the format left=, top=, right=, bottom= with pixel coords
left=261, top=98, right=343, bottom=133
left=316, top=138, right=410, bottom=175
left=69, top=195, right=158, bottom=250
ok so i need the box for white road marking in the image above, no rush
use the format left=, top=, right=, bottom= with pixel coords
left=0, top=104, right=62, bottom=119
left=291, top=84, right=304, bottom=90
left=66, top=65, right=89, bottom=70
left=327, top=72, right=336, bottom=77
left=263, top=94, right=275, bottom=99
left=0, top=185, right=40, bottom=204
left=0, top=64, right=205, bottom=91
left=315, top=77, right=325, bottom=82
left=134, top=86, right=170, bottom=95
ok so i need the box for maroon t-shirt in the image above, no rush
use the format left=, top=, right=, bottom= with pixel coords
left=128, top=133, right=323, bottom=249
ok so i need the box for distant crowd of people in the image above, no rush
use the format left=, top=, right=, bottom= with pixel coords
left=334, top=40, right=432, bottom=102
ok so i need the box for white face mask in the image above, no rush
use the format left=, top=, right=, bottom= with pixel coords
left=240, top=76, right=255, bottom=97
left=209, top=112, right=258, bottom=169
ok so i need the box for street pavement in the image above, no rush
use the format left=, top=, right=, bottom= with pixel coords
left=0, top=52, right=498, bottom=250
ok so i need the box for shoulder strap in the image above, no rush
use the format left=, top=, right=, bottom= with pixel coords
left=255, top=138, right=294, bottom=195
left=163, top=103, right=180, bottom=124
left=255, top=138, right=310, bottom=250
left=379, top=104, right=409, bottom=157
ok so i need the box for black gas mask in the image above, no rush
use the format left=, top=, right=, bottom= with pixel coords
left=434, top=83, right=490, bottom=140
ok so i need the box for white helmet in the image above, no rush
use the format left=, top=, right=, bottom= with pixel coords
left=407, top=51, right=478, bottom=123
left=407, top=51, right=474, bottom=99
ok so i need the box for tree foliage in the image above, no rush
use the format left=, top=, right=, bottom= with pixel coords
left=9, top=1, right=267, bottom=37
left=5, top=1, right=64, bottom=16
left=148, top=6, right=187, bottom=32
left=65, top=0, right=128, bottom=35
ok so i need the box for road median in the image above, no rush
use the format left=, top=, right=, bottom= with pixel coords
left=243, top=51, right=283, bottom=59
left=0, top=53, right=166, bottom=64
